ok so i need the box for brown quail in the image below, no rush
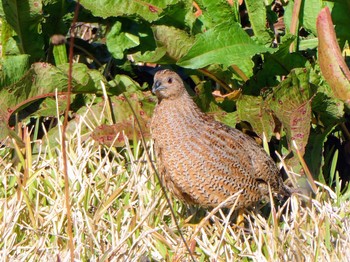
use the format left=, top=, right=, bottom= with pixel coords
left=150, top=69, right=290, bottom=209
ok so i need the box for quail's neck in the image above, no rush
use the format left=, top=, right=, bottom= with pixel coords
left=158, top=93, right=203, bottom=120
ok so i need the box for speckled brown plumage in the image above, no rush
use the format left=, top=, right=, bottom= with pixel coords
left=151, top=69, right=290, bottom=209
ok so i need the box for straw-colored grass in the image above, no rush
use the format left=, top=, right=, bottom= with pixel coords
left=1, top=102, right=350, bottom=261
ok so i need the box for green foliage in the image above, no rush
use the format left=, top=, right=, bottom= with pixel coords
left=1, top=0, right=45, bottom=60
left=1, top=0, right=350, bottom=259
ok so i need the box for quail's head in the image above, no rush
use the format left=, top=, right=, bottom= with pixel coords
left=152, top=70, right=186, bottom=101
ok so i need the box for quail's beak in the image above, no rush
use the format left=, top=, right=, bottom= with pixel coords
left=152, top=80, right=164, bottom=94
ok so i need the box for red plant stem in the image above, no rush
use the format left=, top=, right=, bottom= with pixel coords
left=289, top=0, right=302, bottom=52
left=317, top=7, right=350, bottom=107
left=62, top=1, right=80, bottom=261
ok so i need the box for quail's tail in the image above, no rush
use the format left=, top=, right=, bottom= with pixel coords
left=276, top=184, right=293, bottom=201
left=281, top=184, right=292, bottom=197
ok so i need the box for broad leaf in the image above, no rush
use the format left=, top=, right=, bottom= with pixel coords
left=107, top=21, right=140, bottom=59
left=178, top=21, right=272, bottom=79
left=79, top=0, right=178, bottom=22
left=246, top=36, right=307, bottom=94
left=132, top=47, right=168, bottom=64
left=268, top=68, right=315, bottom=156
left=324, top=0, right=350, bottom=48
left=0, top=62, right=107, bottom=131
left=195, top=0, right=237, bottom=29
left=1, top=0, right=44, bottom=60
left=0, top=54, right=30, bottom=87
left=245, top=0, right=273, bottom=45
left=152, top=25, right=194, bottom=61
left=312, top=86, right=344, bottom=127
left=304, top=126, right=336, bottom=182
left=237, top=95, right=275, bottom=140
left=90, top=91, right=155, bottom=146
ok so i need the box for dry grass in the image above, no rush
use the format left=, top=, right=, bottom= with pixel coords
left=1, top=101, right=350, bottom=261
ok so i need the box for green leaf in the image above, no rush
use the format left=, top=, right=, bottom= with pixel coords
left=304, top=126, right=336, bottom=182
left=245, top=0, right=274, bottom=45
left=106, top=21, right=140, bottom=59
left=0, top=63, right=68, bottom=111
left=195, top=0, right=237, bottom=29
left=312, top=86, right=344, bottom=127
left=132, top=47, right=168, bottom=63
left=89, top=89, right=155, bottom=146
left=285, top=0, right=350, bottom=47
left=110, top=74, right=144, bottom=95
left=79, top=0, right=178, bottom=22
left=1, top=0, right=45, bottom=60
left=177, top=21, right=271, bottom=78
left=268, top=68, right=314, bottom=156
left=32, top=97, right=68, bottom=117
left=57, top=63, right=106, bottom=94
left=237, top=95, right=275, bottom=140
left=133, top=25, right=195, bottom=64
left=0, top=63, right=106, bottom=115
left=300, top=0, right=323, bottom=36
left=328, top=0, right=350, bottom=48
left=152, top=25, right=194, bottom=60
left=0, top=54, right=30, bottom=87
left=264, top=36, right=307, bottom=75
left=246, top=36, right=307, bottom=94
left=52, top=44, right=68, bottom=65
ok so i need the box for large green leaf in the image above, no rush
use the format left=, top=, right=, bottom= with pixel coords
left=195, top=0, right=237, bottom=29
left=79, top=0, right=178, bottom=22
left=304, top=126, right=336, bottom=182
left=177, top=21, right=272, bottom=78
left=300, top=0, right=323, bottom=36
left=0, top=62, right=110, bottom=145
left=0, top=54, right=30, bottom=87
left=152, top=25, right=194, bottom=60
left=312, top=86, right=345, bottom=127
left=90, top=93, right=154, bottom=147
left=268, top=68, right=315, bottom=156
left=106, top=21, right=140, bottom=59
left=327, top=0, right=350, bottom=48
left=1, top=0, right=44, bottom=60
left=89, top=76, right=156, bottom=146
left=245, top=0, right=273, bottom=45
left=246, top=36, right=307, bottom=94
left=237, top=95, right=275, bottom=140
left=0, top=63, right=106, bottom=120
left=284, top=0, right=321, bottom=36
left=0, top=63, right=68, bottom=111
left=133, top=25, right=194, bottom=64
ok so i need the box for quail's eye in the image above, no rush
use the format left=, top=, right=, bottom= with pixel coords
left=167, top=77, right=173, bottom=84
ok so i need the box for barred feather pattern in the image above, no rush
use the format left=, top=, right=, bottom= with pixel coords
left=151, top=70, right=290, bottom=209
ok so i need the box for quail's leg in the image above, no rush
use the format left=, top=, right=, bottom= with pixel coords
left=236, top=208, right=244, bottom=227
